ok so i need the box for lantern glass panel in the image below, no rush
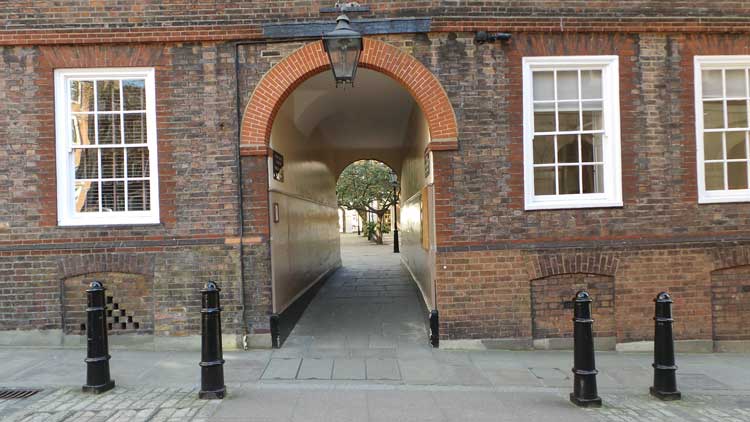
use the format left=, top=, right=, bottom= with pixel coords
left=326, top=37, right=362, bottom=81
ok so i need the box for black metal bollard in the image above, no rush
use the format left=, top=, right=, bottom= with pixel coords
left=82, top=281, right=115, bottom=394
left=570, top=290, right=602, bottom=408
left=429, top=310, right=439, bottom=348
left=199, top=281, right=226, bottom=400
left=651, top=292, right=681, bottom=400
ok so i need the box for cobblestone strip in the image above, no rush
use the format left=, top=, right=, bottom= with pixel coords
left=592, top=393, right=750, bottom=422
left=0, top=387, right=220, bottom=422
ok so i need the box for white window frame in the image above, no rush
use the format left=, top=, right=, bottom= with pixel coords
left=54, top=68, right=160, bottom=226
left=694, top=56, right=750, bottom=204
left=522, top=56, right=622, bottom=210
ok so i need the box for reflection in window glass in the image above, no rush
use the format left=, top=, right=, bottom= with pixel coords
left=556, top=71, right=578, bottom=100
left=123, top=80, right=146, bottom=111
left=71, top=114, right=95, bottom=145
left=557, top=135, right=578, bottom=163
left=101, top=181, right=126, bottom=212
left=127, top=181, right=150, bottom=211
left=97, top=114, right=121, bottom=145
left=533, top=136, right=555, bottom=164
left=705, top=162, right=725, bottom=190
left=558, top=166, right=580, bottom=194
left=581, top=70, right=602, bottom=99
left=726, top=69, right=747, bottom=97
left=704, top=132, right=724, bottom=160
left=581, top=134, right=603, bottom=163
left=582, top=165, right=604, bottom=194
left=582, top=101, right=603, bottom=131
left=534, top=167, right=555, bottom=195
left=728, top=162, right=749, bottom=190
left=74, top=181, right=99, bottom=213
left=61, top=74, right=155, bottom=218
left=70, top=81, right=94, bottom=112
left=74, top=149, right=99, bottom=180
left=727, top=100, right=748, bottom=128
left=703, top=101, right=724, bottom=129
left=702, top=70, right=723, bottom=99
left=101, top=148, right=125, bottom=179
left=699, top=64, right=750, bottom=196
left=726, top=132, right=747, bottom=159
left=124, top=113, right=147, bottom=144
left=96, top=80, right=121, bottom=112
left=557, top=103, right=580, bottom=132
left=533, top=72, right=554, bottom=101
left=127, top=148, right=150, bottom=178
left=530, top=67, right=608, bottom=199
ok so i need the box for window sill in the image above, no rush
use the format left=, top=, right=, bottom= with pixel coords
left=525, top=199, right=623, bottom=211
left=698, top=194, right=750, bottom=204
left=57, top=216, right=161, bottom=227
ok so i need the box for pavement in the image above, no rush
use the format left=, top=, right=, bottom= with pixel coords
left=0, top=234, right=749, bottom=421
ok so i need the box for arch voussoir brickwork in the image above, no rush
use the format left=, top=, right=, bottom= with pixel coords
left=524, top=250, right=620, bottom=280
left=239, top=39, right=458, bottom=155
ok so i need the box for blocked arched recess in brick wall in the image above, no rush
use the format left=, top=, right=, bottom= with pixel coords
left=239, top=38, right=459, bottom=155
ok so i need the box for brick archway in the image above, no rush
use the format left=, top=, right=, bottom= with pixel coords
left=239, top=38, right=458, bottom=156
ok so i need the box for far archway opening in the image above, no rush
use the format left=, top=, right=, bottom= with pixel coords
left=336, top=159, right=397, bottom=245
left=267, top=68, right=436, bottom=352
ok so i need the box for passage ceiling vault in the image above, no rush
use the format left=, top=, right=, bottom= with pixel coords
left=272, top=69, right=424, bottom=174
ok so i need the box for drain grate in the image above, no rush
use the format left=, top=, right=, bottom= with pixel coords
left=0, top=389, right=42, bottom=399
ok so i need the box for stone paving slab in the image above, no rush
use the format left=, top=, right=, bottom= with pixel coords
left=297, top=358, right=333, bottom=380
left=529, top=367, right=571, bottom=388
left=366, top=358, right=401, bottom=380
left=332, top=358, right=366, bottom=380
left=261, top=358, right=301, bottom=380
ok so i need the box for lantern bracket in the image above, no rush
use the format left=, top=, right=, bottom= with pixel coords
left=320, top=2, right=370, bottom=14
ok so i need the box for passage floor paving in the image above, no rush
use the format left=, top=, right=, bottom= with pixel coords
left=265, top=233, right=429, bottom=381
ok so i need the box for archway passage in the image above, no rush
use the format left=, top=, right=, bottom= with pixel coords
left=265, top=66, right=438, bottom=356
left=239, top=38, right=459, bottom=156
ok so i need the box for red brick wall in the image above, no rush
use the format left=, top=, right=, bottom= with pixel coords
left=1, top=2, right=750, bottom=45
left=711, top=267, right=750, bottom=341
left=436, top=245, right=726, bottom=342
left=0, top=42, right=246, bottom=336
left=436, top=250, right=531, bottom=339
left=63, top=272, right=153, bottom=335
left=430, top=32, right=750, bottom=342
left=5, top=25, right=750, bottom=344
left=531, top=274, right=615, bottom=339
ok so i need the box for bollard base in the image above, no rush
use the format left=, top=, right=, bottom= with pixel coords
left=199, top=386, right=226, bottom=400
left=650, top=387, right=681, bottom=401
left=82, top=380, right=115, bottom=394
left=570, top=393, right=602, bottom=408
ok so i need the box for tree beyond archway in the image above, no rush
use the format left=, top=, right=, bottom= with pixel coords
left=337, top=160, right=396, bottom=244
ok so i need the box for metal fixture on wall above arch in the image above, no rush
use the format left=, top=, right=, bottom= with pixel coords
left=474, top=31, right=512, bottom=44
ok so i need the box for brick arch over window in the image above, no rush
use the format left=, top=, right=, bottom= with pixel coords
left=524, top=251, right=620, bottom=280
left=58, top=254, right=155, bottom=280
left=711, top=246, right=750, bottom=271
left=239, top=39, right=458, bottom=155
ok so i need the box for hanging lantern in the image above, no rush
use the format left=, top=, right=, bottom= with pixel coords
left=322, top=14, right=363, bottom=87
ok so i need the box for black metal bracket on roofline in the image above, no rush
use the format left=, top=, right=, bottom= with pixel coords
left=320, top=2, right=371, bottom=13
left=474, top=31, right=512, bottom=44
